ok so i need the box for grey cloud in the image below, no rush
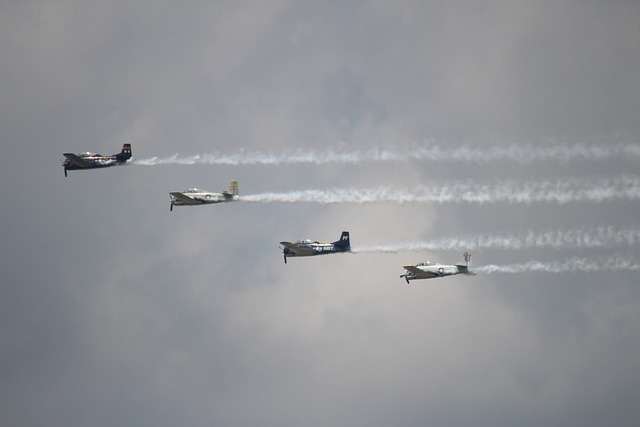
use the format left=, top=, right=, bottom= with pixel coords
left=2, top=1, right=640, bottom=426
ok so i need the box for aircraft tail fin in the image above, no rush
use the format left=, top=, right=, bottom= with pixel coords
left=459, top=252, right=474, bottom=274
left=228, top=180, right=239, bottom=196
left=334, top=231, right=350, bottom=249
left=115, top=143, right=132, bottom=162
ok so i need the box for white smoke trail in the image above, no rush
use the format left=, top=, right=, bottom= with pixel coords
left=239, top=176, right=640, bottom=205
left=474, top=256, right=640, bottom=274
left=353, top=226, right=640, bottom=253
left=132, top=142, right=640, bottom=166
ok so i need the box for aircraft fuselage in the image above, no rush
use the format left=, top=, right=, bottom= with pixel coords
left=401, top=253, right=473, bottom=283
left=169, top=181, right=239, bottom=211
left=280, top=231, right=351, bottom=263
left=63, top=154, right=119, bottom=170
left=63, top=144, right=132, bottom=176
left=170, top=191, right=234, bottom=206
left=282, top=241, right=344, bottom=257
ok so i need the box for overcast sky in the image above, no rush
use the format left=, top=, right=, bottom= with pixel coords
left=1, top=1, right=639, bottom=426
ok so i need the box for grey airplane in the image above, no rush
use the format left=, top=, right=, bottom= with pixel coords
left=280, top=231, right=350, bottom=264
left=63, top=143, right=132, bottom=177
left=169, top=180, right=239, bottom=211
left=400, top=252, right=475, bottom=283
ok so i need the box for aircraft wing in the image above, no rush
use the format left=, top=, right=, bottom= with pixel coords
left=280, top=242, right=315, bottom=256
left=402, top=265, right=439, bottom=279
left=169, top=192, right=202, bottom=205
left=63, top=153, right=93, bottom=168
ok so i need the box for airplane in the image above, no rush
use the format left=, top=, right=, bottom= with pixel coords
left=400, top=252, right=475, bottom=283
left=280, top=231, right=350, bottom=264
left=63, top=143, right=132, bottom=177
left=169, top=180, right=239, bottom=211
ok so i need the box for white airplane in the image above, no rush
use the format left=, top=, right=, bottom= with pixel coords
left=280, top=231, right=350, bottom=264
left=400, top=252, right=475, bottom=283
left=169, top=180, right=238, bottom=211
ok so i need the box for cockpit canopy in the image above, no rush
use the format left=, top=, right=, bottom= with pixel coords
left=416, top=261, right=434, bottom=267
left=297, top=239, right=320, bottom=244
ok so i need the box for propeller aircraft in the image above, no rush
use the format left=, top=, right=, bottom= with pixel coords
left=400, top=252, right=475, bottom=283
left=280, top=231, right=350, bottom=264
left=169, top=181, right=239, bottom=211
left=63, top=143, right=132, bottom=177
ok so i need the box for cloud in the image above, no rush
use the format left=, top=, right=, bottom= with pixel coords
left=2, top=1, right=640, bottom=426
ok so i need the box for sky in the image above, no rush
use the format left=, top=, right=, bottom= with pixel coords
left=1, top=1, right=639, bottom=426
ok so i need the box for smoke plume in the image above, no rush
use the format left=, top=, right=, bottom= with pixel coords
left=474, top=256, right=640, bottom=274
left=133, top=142, right=640, bottom=166
left=239, top=176, right=640, bottom=205
left=353, top=226, right=640, bottom=253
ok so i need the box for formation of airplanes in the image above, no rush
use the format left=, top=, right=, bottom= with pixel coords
left=61, top=143, right=478, bottom=281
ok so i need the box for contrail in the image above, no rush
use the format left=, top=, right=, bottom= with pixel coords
left=474, top=256, right=640, bottom=274
left=132, top=142, right=640, bottom=166
left=352, top=226, right=640, bottom=253
left=238, top=176, right=640, bottom=205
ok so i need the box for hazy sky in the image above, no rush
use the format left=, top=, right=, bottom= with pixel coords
left=1, top=1, right=639, bottom=426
